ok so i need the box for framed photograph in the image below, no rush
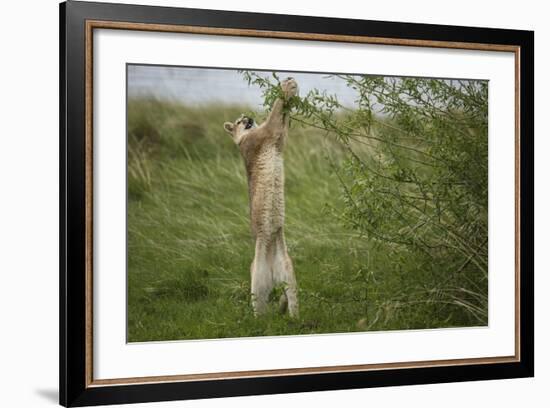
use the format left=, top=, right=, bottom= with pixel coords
left=60, top=1, right=534, bottom=406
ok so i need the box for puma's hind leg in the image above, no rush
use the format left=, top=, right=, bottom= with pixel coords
left=272, top=231, right=299, bottom=317
left=250, top=240, right=272, bottom=316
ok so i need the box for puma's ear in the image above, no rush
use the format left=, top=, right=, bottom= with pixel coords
left=224, top=122, right=234, bottom=134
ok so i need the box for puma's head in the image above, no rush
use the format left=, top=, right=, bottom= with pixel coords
left=223, top=114, right=257, bottom=144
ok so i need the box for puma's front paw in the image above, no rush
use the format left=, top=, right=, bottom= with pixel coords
left=281, top=77, right=298, bottom=98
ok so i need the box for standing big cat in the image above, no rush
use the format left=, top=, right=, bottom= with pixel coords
left=223, top=77, right=299, bottom=317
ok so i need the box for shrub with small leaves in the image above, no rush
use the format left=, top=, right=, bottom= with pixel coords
left=242, top=71, right=488, bottom=325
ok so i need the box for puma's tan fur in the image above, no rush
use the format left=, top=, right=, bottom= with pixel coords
left=223, top=78, right=299, bottom=317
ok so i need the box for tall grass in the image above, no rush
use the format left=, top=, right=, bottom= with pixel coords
left=127, top=97, right=487, bottom=342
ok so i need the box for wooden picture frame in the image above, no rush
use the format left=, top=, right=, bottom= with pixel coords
left=60, top=1, right=534, bottom=406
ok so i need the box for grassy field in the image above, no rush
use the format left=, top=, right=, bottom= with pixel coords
left=127, top=97, right=487, bottom=342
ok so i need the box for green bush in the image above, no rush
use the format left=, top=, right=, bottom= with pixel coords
left=244, top=72, right=488, bottom=325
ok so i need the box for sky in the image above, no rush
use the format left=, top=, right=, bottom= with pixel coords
left=127, top=64, right=486, bottom=114
left=127, top=64, right=361, bottom=108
